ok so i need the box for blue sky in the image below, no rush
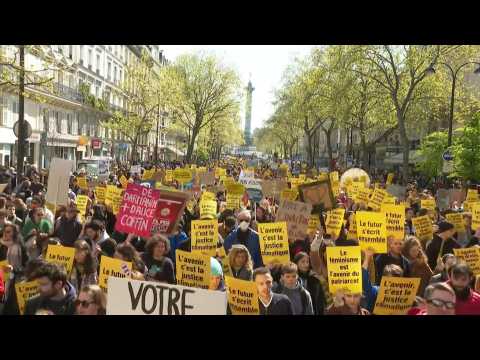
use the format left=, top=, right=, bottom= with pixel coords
left=160, top=45, right=316, bottom=131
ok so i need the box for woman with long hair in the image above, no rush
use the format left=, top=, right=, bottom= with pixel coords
left=69, top=240, right=98, bottom=293
left=402, top=235, right=433, bottom=295
left=227, top=244, right=253, bottom=281
left=114, top=242, right=146, bottom=280
left=75, top=284, right=107, bottom=315
left=293, top=251, right=331, bottom=315
left=141, top=235, right=175, bottom=284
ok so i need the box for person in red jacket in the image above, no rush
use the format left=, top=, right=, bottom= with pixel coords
left=447, top=262, right=480, bottom=315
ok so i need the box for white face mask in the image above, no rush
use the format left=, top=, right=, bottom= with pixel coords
left=239, top=221, right=249, bottom=231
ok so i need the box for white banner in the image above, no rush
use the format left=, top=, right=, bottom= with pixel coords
left=106, top=277, right=227, bottom=315
left=45, top=158, right=74, bottom=206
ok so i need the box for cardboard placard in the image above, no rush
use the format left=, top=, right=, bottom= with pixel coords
left=453, top=247, right=480, bottom=275
left=258, top=222, right=290, bottom=265
left=115, top=183, right=160, bottom=238
left=45, top=244, right=75, bottom=274
left=298, top=179, right=335, bottom=213
left=15, top=280, right=39, bottom=315
left=225, top=276, right=260, bottom=315
left=356, top=211, right=388, bottom=253
left=151, top=189, right=190, bottom=235
left=373, top=277, right=421, bottom=315
left=325, top=208, right=346, bottom=237
left=381, top=204, right=405, bottom=241
left=95, top=186, right=106, bottom=203
left=106, top=277, right=227, bottom=315
left=368, top=188, right=389, bottom=211
left=326, top=246, right=362, bottom=295
left=98, top=256, right=132, bottom=293
left=275, top=200, right=312, bottom=242
left=191, top=219, right=218, bottom=257
left=421, top=199, right=436, bottom=211
left=446, top=213, right=465, bottom=234
left=45, top=158, right=73, bottom=207
left=412, top=215, right=433, bottom=242
left=175, top=250, right=211, bottom=289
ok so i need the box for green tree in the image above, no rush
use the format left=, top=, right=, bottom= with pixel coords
left=161, top=52, right=242, bottom=163
left=416, top=131, right=448, bottom=178
left=452, top=113, right=480, bottom=182
left=101, top=51, right=161, bottom=163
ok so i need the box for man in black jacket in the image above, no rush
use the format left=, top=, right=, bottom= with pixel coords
left=426, top=221, right=459, bottom=271
left=24, top=262, right=77, bottom=315
left=254, top=267, right=293, bottom=315
left=54, top=204, right=82, bottom=247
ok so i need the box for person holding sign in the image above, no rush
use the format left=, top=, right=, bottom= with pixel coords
left=374, top=236, right=411, bottom=285
left=68, top=240, right=98, bottom=294
left=425, top=221, right=460, bottom=271
left=253, top=267, right=294, bottom=315
left=53, top=204, right=82, bottom=247
left=24, top=262, right=77, bottom=315
left=326, top=289, right=370, bottom=315
left=224, top=210, right=263, bottom=269
left=114, top=243, right=146, bottom=281
left=402, top=236, right=433, bottom=295
left=140, top=235, right=175, bottom=284
left=272, top=262, right=314, bottom=315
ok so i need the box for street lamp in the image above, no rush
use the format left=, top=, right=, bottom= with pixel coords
left=428, top=61, right=480, bottom=147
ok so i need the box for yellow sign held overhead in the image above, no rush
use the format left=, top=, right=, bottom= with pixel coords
left=226, top=183, right=245, bottom=196
left=77, top=176, right=88, bottom=190
left=412, top=215, right=433, bottom=243
left=386, top=173, right=394, bottom=185
left=191, top=219, right=218, bottom=257
left=173, top=168, right=192, bottom=185
left=307, top=214, right=320, bottom=236
left=280, top=188, right=298, bottom=202
left=368, top=188, right=389, bottom=211
left=381, top=204, right=405, bottom=241
left=200, top=199, right=217, bottom=219
left=98, top=256, right=132, bottom=293
left=453, top=247, right=480, bottom=275
left=226, top=194, right=242, bottom=210
left=45, top=244, right=75, bottom=274
left=176, top=250, right=211, bottom=289
left=325, top=208, right=345, bottom=238
left=374, top=277, right=420, bottom=315
left=421, top=199, right=436, bottom=212
left=326, top=246, right=362, bottom=295
left=466, top=189, right=479, bottom=202
left=95, top=186, right=106, bottom=203
left=15, top=280, right=39, bottom=315
left=119, top=175, right=128, bottom=189
left=356, top=211, right=388, bottom=253
left=446, top=213, right=465, bottom=234
left=258, top=222, right=290, bottom=265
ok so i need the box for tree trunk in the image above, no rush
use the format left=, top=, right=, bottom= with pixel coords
left=360, top=135, right=369, bottom=171
left=324, top=129, right=334, bottom=170
left=397, top=110, right=410, bottom=184
left=186, top=126, right=200, bottom=163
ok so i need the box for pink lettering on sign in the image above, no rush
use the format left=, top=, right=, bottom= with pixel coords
left=115, top=183, right=160, bottom=238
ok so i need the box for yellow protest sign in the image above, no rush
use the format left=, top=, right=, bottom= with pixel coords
left=412, top=215, right=433, bottom=243
left=191, top=219, right=218, bottom=257
left=176, top=250, right=211, bottom=289
left=173, top=168, right=192, bottom=185
left=466, top=189, right=479, bottom=202
left=382, top=195, right=396, bottom=206
left=347, top=213, right=357, bottom=240
left=446, top=213, right=465, bottom=234
left=289, top=178, right=303, bottom=191
left=373, top=277, right=420, bottom=315
left=119, top=175, right=128, bottom=189
left=258, top=222, right=290, bottom=265
left=200, top=199, right=217, bottom=219
left=472, top=203, right=480, bottom=230
left=217, top=246, right=231, bottom=277
left=386, top=173, right=394, bottom=185
left=326, top=246, right=362, bottom=295
left=95, top=186, right=106, bottom=203
left=307, top=214, right=320, bottom=236
left=330, top=171, right=339, bottom=182
left=225, top=276, right=260, bottom=315
left=105, top=185, right=117, bottom=206
left=421, top=198, right=436, bottom=211
left=359, top=175, right=367, bottom=185
left=201, top=191, right=216, bottom=202
left=197, top=167, right=207, bottom=174
left=354, top=187, right=372, bottom=205
left=98, top=256, right=132, bottom=293
left=0, top=260, right=10, bottom=283
left=15, top=280, right=39, bottom=315
left=226, top=194, right=242, bottom=210
left=368, top=188, right=389, bottom=211
left=299, top=174, right=306, bottom=182
left=142, top=169, right=155, bottom=180
left=280, top=188, right=298, bottom=201
left=325, top=208, right=346, bottom=237
left=226, top=183, right=245, bottom=196
left=356, top=211, right=387, bottom=253
left=165, top=170, right=173, bottom=183
left=77, top=176, right=88, bottom=190
left=381, top=204, right=405, bottom=241
left=215, top=167, right=226, bottom=178
left=112, top=188, right=123, bottom=215
left=454, top=247, right=480, bottom=275
left=463, top=201, right=480, bottom=213
left=45, top=244, right=75, bottom=274
left=76, top=195, right=89, bottom=216
left=223, top=177, right=235, bottom=187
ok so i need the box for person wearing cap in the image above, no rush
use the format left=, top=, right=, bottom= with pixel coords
left=447, top=262, right=480, bottom=314
left=53, top=204, right=82, bottom=248
left=426, top=221, right=460, bottom=271
left=224, top=210, right=263, bottom=269
left=209, top=257, right=224, bottom=291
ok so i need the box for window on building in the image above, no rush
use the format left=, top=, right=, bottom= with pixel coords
left=80, top=45, right=84, bottom=66
left=90, top=122, right=96, bottom=137
left=67, top=113, right=72, bottom=134
left=68, top=45, right=73, bottom=59
left=96, top=53, right=100, bottom=75
left=72, top=113, right=78, bottom=135
left=114, top=65, right=117, bottom=84
left=0, top=95, right=6, bottom=126
left=95, top=81, right=100, bottom=98
left=55, top=111, right=61, bottom=133
left=119, top=69, right=123, bottom=85
left=88, top=49, right=93, bottom=70
left=107, top=61, right=112, bottom=81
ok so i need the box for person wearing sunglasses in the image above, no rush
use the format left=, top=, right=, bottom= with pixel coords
left=419, top=282, right=456, bottom=315
left=75, top=285, right=106, bottom=315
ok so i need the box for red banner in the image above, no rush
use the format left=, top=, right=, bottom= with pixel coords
left=115, top=183, right=160, bottom=238
left=151, top=190, right=190, bottom=235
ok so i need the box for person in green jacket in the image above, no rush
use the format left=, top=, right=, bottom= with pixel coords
left=21, top=207, right=52, bottom=239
